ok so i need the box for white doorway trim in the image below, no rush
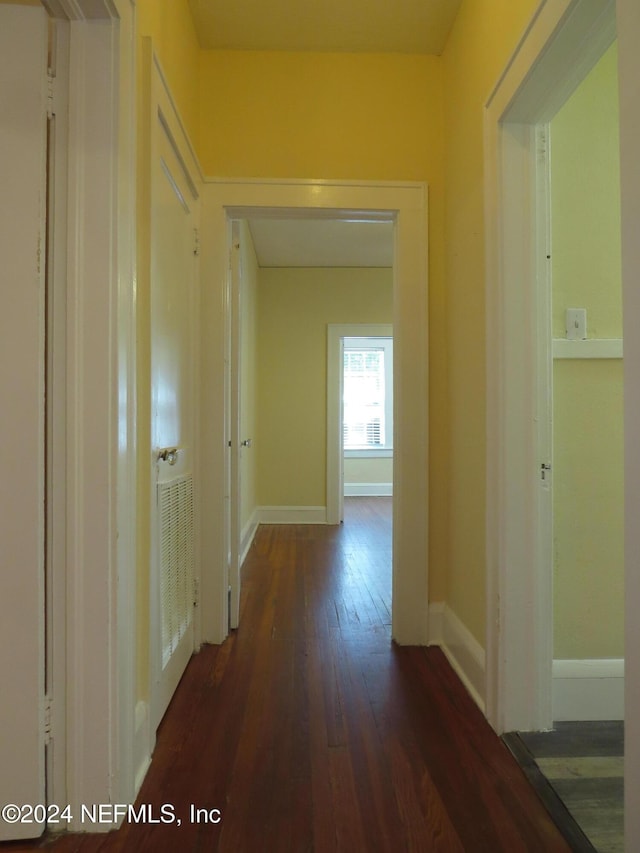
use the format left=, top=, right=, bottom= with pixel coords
left=200, top=180, right=428, bottom=646
left=45, top=0, right=138, bottom=826
left=484, top=0, right=616, bottom=735
left=327, top=323, right=393, bottom=524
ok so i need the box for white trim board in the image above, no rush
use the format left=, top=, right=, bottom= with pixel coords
left=240, top=511, right=259, bottom=566
left=257, top=506, right=327, bottom=525
left=428, top=603, right=486, bottom=714
left=344, top=483, right=393, bottom=497
left=133, top=701, right=151, bottom=795
left=62, top=0, right=138, bottom=826
left=553, top=338, right=623, bottom=358
left=552, top=659, right=624, bottom=721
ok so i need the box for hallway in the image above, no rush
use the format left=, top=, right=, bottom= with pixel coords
left=10, top=499, right=569, bottom=852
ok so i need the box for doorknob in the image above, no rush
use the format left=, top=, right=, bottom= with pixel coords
left=241, top=438, right=252, bottom=448
left=157, top=447, right=179, bottom=465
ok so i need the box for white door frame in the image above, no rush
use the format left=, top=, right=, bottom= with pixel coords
left=200, top=180, right=428, bottom=646
left=227, top=221, right=242, bottom=629
left=327, top=323, right=393, bottom=524
left=484, top=0, right=616, bottom=734
left=38, top=0, right=138, bottom=826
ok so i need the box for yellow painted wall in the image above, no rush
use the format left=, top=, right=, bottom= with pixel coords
left=344, top=456, right=393, bottom=485
left=198, top=50, right=449, bottom=598
left=198, top=51, right=442, bottom=183
left=137, top=0, right=200, bottom=147
left=553, top=361, right=624, bottom=658
left=239, top=221, right=259, bottom=530
left=551, top=44, right=623, bottom=659
left=442, top=0, right=540, bottom=644
left=132, top=0, right=561, bottom=660
left=551, top=44, right=622, bottom=339
left=256, top=268, right=392, bottom=507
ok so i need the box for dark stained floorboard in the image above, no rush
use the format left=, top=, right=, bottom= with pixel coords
left=4, top=498, right=569, bottom=852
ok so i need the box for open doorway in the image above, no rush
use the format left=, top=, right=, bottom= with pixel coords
left=507, top=40, right=624, bottom=851
left=548, top=42, right=623, bottom=724
left=484, top=0, right=622, bottom=848
left=227, top=217, right=394, bottom=627
left=200, top=179, right=429, bottom=648
left=518, top=39, right=623, bottom=850
left=484, top=0, right=617, bottom=733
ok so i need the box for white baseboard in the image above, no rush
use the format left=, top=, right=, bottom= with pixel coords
left=344, top=482, right=393, bottom=497
left=427, top=601, right=445, bottom=644
left=257, top=506, right=327, bottom=524
left=133, top=700, right=152, bottom=795
left=240, top=510, right=259, bottom=566
left=428, top=602, right=486, bottom=714
left=552, top=659, right=624, bottom=721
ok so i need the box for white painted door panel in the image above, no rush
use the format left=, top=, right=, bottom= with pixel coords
left=150, top=114, right=197, bottom=728
left=228, top=223, right=241, bottom=630
left=0, top=4, right=48, bottom=841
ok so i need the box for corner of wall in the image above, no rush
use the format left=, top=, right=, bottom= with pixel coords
left=428, top=602, right=486, bottom=714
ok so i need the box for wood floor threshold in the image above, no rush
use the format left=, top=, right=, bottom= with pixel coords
left=502, top=732, right=597, bottom=853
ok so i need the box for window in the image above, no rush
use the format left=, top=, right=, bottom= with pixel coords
left=343, top=337, right=393, bottom=455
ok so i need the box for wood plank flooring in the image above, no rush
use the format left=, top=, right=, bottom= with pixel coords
left=5, top=498, right=570, bottom=852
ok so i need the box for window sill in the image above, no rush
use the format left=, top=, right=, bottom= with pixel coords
left=344, top=449, right=393, bottom=459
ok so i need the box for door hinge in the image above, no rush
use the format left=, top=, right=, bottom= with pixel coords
left=193, top=577, right=200, bottom=608
left=540, top=463, right=551, bottom=481
left=47, top=70, right=59, bottom=120
left=537, top=126, right=548, bottom=162
left=44, top=697, right=53, bottom=745
left=47, top=72, right=54, bottom=119
left=193, top=227, right=200, bottom=257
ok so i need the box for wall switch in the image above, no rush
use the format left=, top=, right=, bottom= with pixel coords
left=566, top=308, right=587, bottom=340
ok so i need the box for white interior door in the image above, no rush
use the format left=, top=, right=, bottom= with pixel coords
left=0, top=4, right=48, bottom=841
left=228, top=222, right=242, bottom=629
left=150, top=112, right=197, bottom=729
left=338, top=336, right=345, bottom=523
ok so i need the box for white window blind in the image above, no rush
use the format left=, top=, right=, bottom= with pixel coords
left=343, top=337, right=393, bottom=452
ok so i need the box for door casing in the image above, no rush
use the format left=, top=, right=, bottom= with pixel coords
left=484, top=0, right=616, bottom=734
left=0, top=0, right=138, bottom=830
left=200, top=181, right=429, bottom=647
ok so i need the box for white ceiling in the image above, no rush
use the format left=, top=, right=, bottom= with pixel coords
left=247, top=219, right=394, bottom=268
left=188, top=0, right=462, bottom=54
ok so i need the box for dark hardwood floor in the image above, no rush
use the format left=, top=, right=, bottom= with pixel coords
left=5, top=498, right=570, bottom=852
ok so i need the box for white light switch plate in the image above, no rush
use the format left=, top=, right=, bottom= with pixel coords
left=566, top=308, right=587, bottom=340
